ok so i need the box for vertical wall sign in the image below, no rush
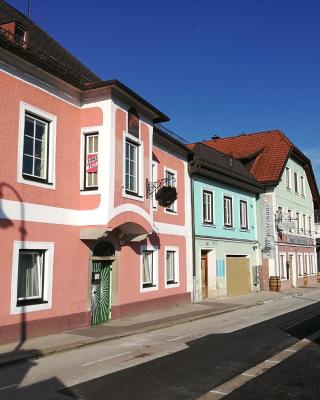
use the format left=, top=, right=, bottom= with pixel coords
left=261, top=194, right=275, bottom=259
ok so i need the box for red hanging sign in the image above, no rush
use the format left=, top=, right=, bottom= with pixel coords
left=86, top=153, right=98, bottom=173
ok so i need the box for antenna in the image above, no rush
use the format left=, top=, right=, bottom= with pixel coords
left=27, top=0, right=30, bottom=18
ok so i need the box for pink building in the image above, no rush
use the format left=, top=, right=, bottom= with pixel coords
left=0, top=2, right=192, bottom=344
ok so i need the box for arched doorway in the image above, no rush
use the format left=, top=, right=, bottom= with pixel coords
left=91, top=241, right=116, bottom=325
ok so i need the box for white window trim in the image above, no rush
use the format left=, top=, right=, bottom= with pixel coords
left=303, top=253, right=310, bottom=275
left=122, top=132, right=144, bottom=201
left=151, top=161, right=158, bottom=210
left=80, top=127, right=101, bottom=194
left=301, top=176, right=306, bottom=197
left=310, top=253, right=316, bottom=275
left=223, top=194, right=234, bottom=228
left=239, top=199, right=249, bottom=230
left=279, top=252, right=288, bottom=280
left=164, top=246, right=180, bottom=289
left=11, top=241, right=54, bottom=314
left=140, top=245, right=158, bottom=292
left=285, top=167, right=292, bottom=190
left=202, top=188, right=215, bottom=225
left=293, top=171, right=299, bottom=194
left=17, top=102, right=56, bottom=189
left=297, top=252, right=303, bottom=277
left=295, top=210, right=301, bottom=235
left=163, top=166, right=178, bottom=214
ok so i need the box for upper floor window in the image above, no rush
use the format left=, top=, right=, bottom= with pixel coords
left=277, top=206, right=283, bottom=222
left=23, top=113, right=49, bottom=182
left=303, top=214, right=307, bottom=235
left=84, top=133, right=98, bottom=190
left=296, top=212, right=301, bottom=233
left=285, top=167, right=291, bottom=190
left=309, top=216, right=312, bottom=235
left=240, top=200, right=248, bottom=230
left=15, top=24, right=26, bottom=45
left=151, top=161, right=157, bottom=209
left=19, top=103, right=56, bottom=189
left=165, top=250, right=179, bottom=286
left=202, top=190, right=213, bottom=224
left=128, top=108, right=139, bottom=138
left=165, top=169, right=177, bottom=212
left=224, top=196, right=233, bottom=227
left=301, top=176, right=305, bottom=196
left=294, top=172, right=299, bottom=194
left=288, top=209, right=293, bottom=233
left=125, top=139, right=139, bottom=195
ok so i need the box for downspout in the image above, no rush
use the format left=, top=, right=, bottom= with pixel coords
left=191, top=176, right=197, bottom=302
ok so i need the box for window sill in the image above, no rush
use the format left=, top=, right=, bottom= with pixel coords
left=17, top=299, right=48, bottom=307
left=165, top=281, right=179, bottom=289
left=141, top=284, right=158, bottom=293
left=164, top=209, right=178, bottom=215
left=202, top=222, right=215, bottom=227
left=223, top=226, right=235, bottom=231
left=19, top=175, right=55, bottom=190
left=123, top=190, right=144, bottom=202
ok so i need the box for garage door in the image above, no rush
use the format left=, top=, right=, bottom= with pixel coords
left=226, top=256, right=251, bottom=296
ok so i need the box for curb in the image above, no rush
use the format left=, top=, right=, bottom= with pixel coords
left=0, top=290, right=316, bottom=368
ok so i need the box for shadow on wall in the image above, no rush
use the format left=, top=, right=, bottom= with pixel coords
left=0, top=182, right=69, bottom=399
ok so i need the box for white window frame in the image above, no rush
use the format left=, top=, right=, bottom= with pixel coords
left=293, top=171, right=299, bottom=194
left=11, top=241, right=54, bottom=314
left=285, top=167, right=291, bottom=190
left=303, top=214, right=307, bottom=235
left=164, top=166, right=178, bottom=214
left=297, top=253, right=303, bottom=277
left=223, top=195, right=233, bottom=228
left=123, top=132, right=144, bottom=201
left=164, top=246, right=180, bottom=288
left=288, top=209, right=293, bottom=233
left=140, top=245, right=158, bottom=292
left=279, top=252, right=288, bottom=280
left=80, top=127, right=100, bottom=193
left=202, top=188, right=214, bottom=225
left=18, top=102, right=56, bottom=189
left=240, top=199, right=248, bottom=230
left=310, top=253, right=315, bottom=275
left=301, top=176, right=305, bottom=197
left=296, top=211, right=301, bottom=234
left=303, top=253, right=309, bottom=275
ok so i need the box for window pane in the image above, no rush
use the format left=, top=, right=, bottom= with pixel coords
left=17, top=252, right=42, bottom=299
left=23, top=136, right=33, bottom=156
left=143, top=252, right=152, bottom=284
left=22, top=154, right=33, bottom=175
left=166, top=251, right=175, bottom=282
left=25, top=117, right=34, bottom=137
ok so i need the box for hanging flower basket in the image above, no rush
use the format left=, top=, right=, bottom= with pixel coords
left=155, top=186, right=177, bottom=207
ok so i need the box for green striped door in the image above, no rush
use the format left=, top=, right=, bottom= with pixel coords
left=91, top=261, right=111, bottom=325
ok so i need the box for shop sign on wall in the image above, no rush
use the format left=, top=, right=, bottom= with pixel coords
left=261, top=194, right=275, bottom=259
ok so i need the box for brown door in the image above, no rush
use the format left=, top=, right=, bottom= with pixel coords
left=201, top=252, right=208, bottom=298
left=226, top=256, right=251, bottom=296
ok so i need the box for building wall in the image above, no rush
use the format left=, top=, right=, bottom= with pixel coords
left=193, top=176, right=258, bottom=241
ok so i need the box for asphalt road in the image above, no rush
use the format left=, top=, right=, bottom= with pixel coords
left=59, top=302, right=320, bottom=400
left=1, top=294, right=319, bottom=400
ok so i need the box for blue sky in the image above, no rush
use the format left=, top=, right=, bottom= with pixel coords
left=7, top=0, right=320, bottom=183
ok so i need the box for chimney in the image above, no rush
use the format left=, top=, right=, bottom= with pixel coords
left=211, top=134, right=220, bottom=140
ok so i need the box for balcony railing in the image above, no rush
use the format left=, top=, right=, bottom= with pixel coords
left=155, top=124, right=188, bottom=146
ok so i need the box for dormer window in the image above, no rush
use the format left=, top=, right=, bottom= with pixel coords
left=15, top=24, right=26, bottom=45
left=128, top=108, right=139, bottom=138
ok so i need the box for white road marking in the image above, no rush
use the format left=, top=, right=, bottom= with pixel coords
left=0, top=384, right=18, bottom=391
left=241, top=372, right=257, bottom=377
left=210, top=390, right=228, bottom=395
left=197, top=328, right=320, bottom=400
left=167, top=334, right=192, bottom=342
left=265, top=359, right=280, bottom=364
left=83, top=351, right=131, bottom=367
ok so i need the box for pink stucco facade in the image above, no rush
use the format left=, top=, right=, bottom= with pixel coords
left=0, top=56, right=192, bottom=343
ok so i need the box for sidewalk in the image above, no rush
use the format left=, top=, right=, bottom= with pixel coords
left=1, top=285, right=319, bottom=367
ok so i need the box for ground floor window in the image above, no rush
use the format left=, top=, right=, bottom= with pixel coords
left=304, top=254, right=309, bottom=275
left=165, top=247, right=179, bottom=287
left=279, top=253, right=288, bottom=280
left=11, top=241, right=54, bottom=314
left=297, top=254, right=303, bottom=276
left=140, top=246, right=158, bottom=291
left=310, top=254, right=315, bottom=275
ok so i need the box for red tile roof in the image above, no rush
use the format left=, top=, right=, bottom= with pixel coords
left=202, top=130, right=293, bottom=184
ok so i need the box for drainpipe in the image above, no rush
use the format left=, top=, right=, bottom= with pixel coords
left=190, top=173, right=197, bottom=303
